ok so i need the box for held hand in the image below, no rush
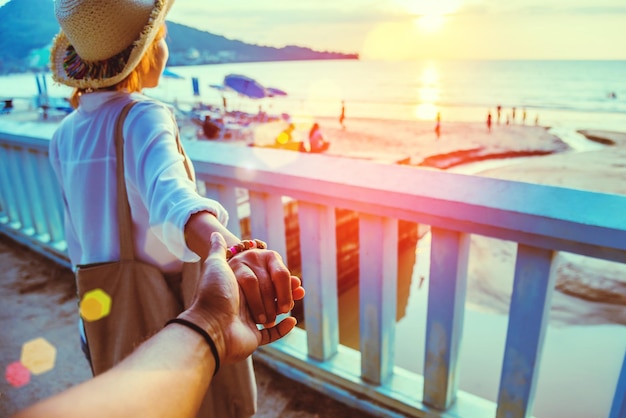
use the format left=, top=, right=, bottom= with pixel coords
left=179, top=232, right=300, bottom=364
left=228, top=248, right=305, bottom=326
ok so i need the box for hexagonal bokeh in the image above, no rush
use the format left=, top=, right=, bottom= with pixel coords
left=80, top=288, right=112, bottom=322
left=5, top=361, right=31, bottom=388
left=20, top=337, right=57, bottom=375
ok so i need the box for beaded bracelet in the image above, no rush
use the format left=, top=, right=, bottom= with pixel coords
left=165, top=318, right=220, bottom=376
left=226, top=239, right=267, bottom=261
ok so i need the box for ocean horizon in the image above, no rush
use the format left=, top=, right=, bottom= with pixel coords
left=2, top=59, right=625, bottom=132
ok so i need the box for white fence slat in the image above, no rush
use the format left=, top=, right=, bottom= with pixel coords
left=609, top=351, right=626, bottom=418
left=0, top=144, right=19, bottom=222
left=424, top=228, right=470, bottom=409
left=8, top=147, right=33, bottom=231
left=359, top=214, right=398, bottom=384
left=37, top=152, right=65, bottom=243
left=23, top=150, right=48, bottom=238
left=298, top=202, right=339, bottom=360
left=249, top=191, right=287, bottom=262
left=496, top=245, right=556, bottom=418
left=204, top=183, right=242, bottom=239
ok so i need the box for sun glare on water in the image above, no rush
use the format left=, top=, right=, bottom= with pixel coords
left=414, top=65, right=440, bottom=120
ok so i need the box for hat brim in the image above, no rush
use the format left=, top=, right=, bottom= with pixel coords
left=50, top=0, right=175, bottom=89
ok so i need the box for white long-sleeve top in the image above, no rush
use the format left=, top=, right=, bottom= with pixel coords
left=49, top=91, right=228, bottom=273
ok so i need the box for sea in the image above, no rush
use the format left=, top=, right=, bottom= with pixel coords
left=2, top=59, right=626, bottom=132
left=1, top=59, right=625, bottom=417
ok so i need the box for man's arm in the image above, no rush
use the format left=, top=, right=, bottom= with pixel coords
left=15, top=324, right=214, bottom=418
left=15, top=232, right=302, bottom=418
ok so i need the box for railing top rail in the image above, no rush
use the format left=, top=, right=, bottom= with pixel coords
left=187, top=141, right=626, bottom=256
left=2, top=134, right=625, bottom=260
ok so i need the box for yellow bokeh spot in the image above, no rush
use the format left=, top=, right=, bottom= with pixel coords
left=20, top=338, right=56, bottom=375
left=80, top=288, right=112, bottom=322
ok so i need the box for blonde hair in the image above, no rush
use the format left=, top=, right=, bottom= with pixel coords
left=68, top=24, right=166, bottom=108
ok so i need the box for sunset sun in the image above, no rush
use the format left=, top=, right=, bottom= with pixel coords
left=394, top=0, right=462, bottom=31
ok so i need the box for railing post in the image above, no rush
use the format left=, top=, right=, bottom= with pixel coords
left=203, top=183, right=242, bottom=239
left=609, top=351, right=626, bottom=418
left=359, top=214, right=398, bottom=384
left=423, top=227, right=470, bottom=409
left=298, top=202, right=339, bottom=361
left=249, top=191, right=287, bottom=263
left=496, top=245, right=556, bottom=418
left=36, top=153, right=65, bottom=244
left=0, top=144, right=19, bottom=222
left=7, top=145, right=34, bottom=232
left=22, top=150, right=49, bottom=239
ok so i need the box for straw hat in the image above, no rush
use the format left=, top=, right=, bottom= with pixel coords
left=50, top=0, right=175, bottom=89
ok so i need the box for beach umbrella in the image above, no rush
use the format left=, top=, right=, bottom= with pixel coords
left=192, top=77, right=201, bottom=97
left=224, top=74, right=266, bottom=99
left=266, top=87, right=287, bottom=97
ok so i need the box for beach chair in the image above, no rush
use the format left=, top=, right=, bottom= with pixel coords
left=1, top=99, right=13, bottom=114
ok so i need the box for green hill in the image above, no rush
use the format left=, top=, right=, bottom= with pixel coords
left=0, top=0, right=357, bottom=75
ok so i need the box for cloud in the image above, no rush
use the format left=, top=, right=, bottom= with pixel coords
left=165, top=0, right=626, bottom=59
left=458, top=0, right=626, bottom=16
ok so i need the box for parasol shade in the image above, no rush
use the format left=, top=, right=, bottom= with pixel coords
left=224, top=74, right=266, bottom=99
left=266, top=87, right=288, bottom=97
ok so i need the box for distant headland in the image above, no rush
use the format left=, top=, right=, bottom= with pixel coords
left=0, top=0, right=358, bottom=75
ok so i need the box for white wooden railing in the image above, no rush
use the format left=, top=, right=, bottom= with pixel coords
left=1, top=128, right=625, bottom=418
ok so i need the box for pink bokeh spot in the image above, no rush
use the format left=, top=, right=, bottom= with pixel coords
left=5, top=361, right=31, bottom=388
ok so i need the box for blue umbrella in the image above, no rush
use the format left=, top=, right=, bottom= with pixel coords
left=224, top=74, right=266, bottom=99
left=162, top=68, right=185, bottom=79
left=266, top=87, right=287, bottom=97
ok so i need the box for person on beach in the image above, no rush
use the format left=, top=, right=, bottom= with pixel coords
left=308, top=122, right=330, bottom=153
left=522, top=108, right=527, bottom=125
left=14, top=232, right=305, bottom=418
left=496, top=105, right=502, bottom=124
left=435, top=111, right=441, bottom=139
left=275, top=123, right=305, bottom=151
left=511, top=107, right=516, bottom=123
left=339, top=100, right=346, bottom=129
left=486, top=111, right=492, bottom=133
left=202, top=115, right=221, bottom=139
left=48, top=0, right=297, bottom=416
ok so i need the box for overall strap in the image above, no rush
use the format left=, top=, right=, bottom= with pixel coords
left=171, top=114, right=195, bottom=183
left=114, top=102, right=194, bottom=261
left=114, top=102, right=138, bottom=261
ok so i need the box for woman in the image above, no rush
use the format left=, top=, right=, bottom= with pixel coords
left=49, top=1, right=297, bottom=416
left=308, top=123, right=330, bottom=153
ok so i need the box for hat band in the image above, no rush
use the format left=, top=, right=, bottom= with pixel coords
left=63, top=43, right=133, bottom=81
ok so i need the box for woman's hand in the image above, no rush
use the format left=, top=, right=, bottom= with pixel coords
left=184, top=211, right=305, bottom=327
left=180, top=232, right=303, bottom=364
left=228, top=250, right=305, bottom=326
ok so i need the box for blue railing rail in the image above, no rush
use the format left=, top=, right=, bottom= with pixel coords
left=1, top=129, right=625, bottom=418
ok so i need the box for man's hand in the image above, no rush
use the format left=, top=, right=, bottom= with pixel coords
left=179, top=232, right=303, bottom=364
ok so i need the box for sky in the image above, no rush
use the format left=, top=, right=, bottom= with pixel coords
left=4, top=0, right=625, bottom=60
left=164, top=0, right=626, bottom=60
